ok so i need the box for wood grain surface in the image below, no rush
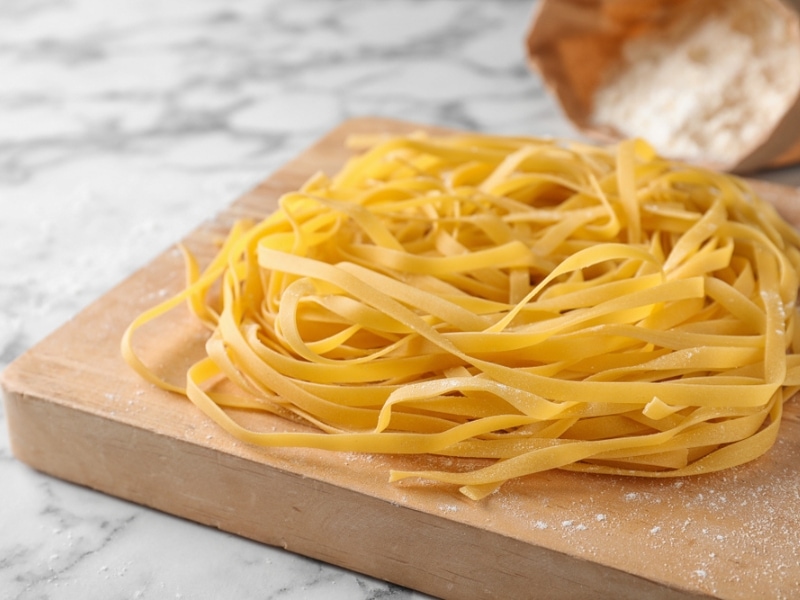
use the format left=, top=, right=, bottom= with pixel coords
left=4, top=117, right=800, bottom=600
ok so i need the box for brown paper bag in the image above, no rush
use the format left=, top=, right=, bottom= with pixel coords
left=526, top=0, right=800, bottom=173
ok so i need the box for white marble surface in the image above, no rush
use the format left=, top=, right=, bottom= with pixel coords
left=2, top=1, right=800, bottom=599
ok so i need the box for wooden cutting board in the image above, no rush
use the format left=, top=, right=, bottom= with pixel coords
left=4, top=117, right=800, bottom=600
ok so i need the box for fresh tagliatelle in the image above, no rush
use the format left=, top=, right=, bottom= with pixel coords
left=122, top=131, right=800, bottom=500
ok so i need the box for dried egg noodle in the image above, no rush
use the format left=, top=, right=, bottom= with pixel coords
left=122, top=132, right=800, bottom=500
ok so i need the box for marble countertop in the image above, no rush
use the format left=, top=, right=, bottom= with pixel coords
left=2, top=1, right=800, bottom=599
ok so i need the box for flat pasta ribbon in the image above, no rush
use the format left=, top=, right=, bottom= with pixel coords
left=122, top=132, right=800, bottom=499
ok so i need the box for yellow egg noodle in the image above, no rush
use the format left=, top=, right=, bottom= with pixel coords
left=122, top=131, right=800, bottom=500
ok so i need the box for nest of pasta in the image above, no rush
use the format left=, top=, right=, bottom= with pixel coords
left=124, top=132, right=800, bottom=499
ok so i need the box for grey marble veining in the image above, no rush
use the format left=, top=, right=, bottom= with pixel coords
left=2, top=1, right=800, bottom=599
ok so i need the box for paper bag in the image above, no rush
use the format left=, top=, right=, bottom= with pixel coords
left=526, top=0, right=800, bottom=173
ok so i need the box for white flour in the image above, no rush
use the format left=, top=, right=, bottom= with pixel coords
left=591, top=0, right=800, bottom=165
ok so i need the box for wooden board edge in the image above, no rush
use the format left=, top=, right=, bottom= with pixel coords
left=3, top=389, right=701, bottom=600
